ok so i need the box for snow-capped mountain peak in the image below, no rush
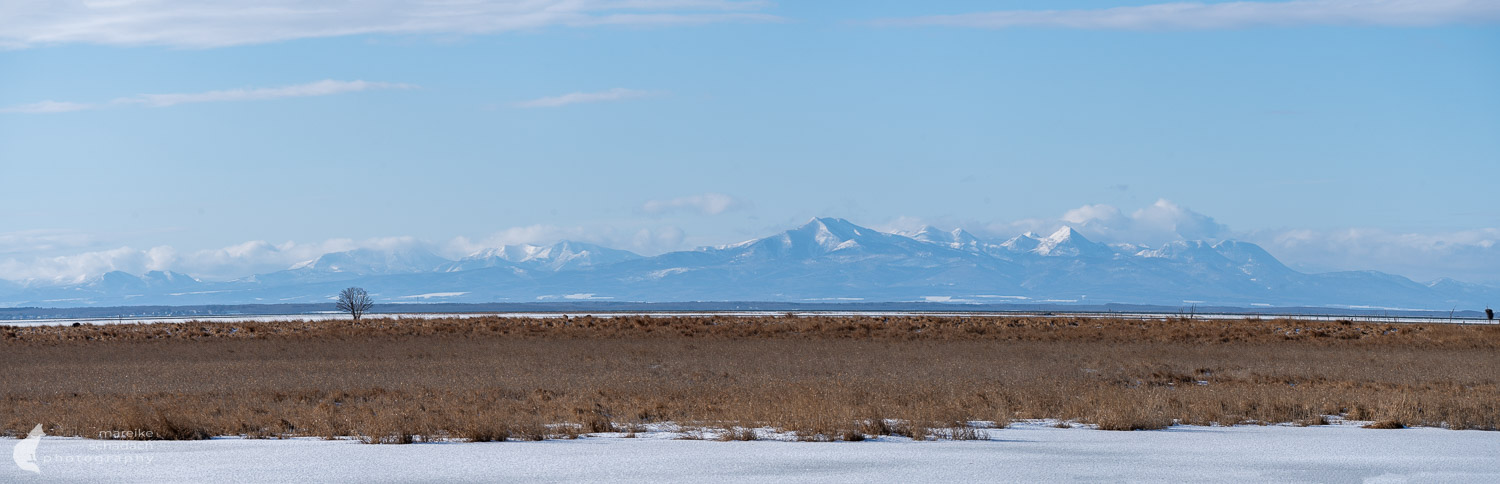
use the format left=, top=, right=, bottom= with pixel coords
left=725, top=217, right=955, bottom=260
left=452, top=241, right=640, bottom=272
left=1044, top=226, right=1077, bottom=242
left=755, top=217, right=868, bottom=253
left=799, top=217, right=868, bottom=249
left=912, top=226, right=983, bottom=250
left=1034, top=226, right=1108, bottom=257
left=1136, top=240, right=1219, bottom=260
left=1000, top=232, right=1042, bottom=253
left=910, top=225, right=944, bottom=241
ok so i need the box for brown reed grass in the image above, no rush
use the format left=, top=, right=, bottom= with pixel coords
left=1, top=315, right=1495, bottom=441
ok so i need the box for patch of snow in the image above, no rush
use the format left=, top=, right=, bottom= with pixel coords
left=648, top=268, right=690, bottom=279
left=830, top=239, right=860, bottom=252
left=6, top=311, right=1491, bottom=328
left=3, top=422, right=1497, bottom=482
left=167, top=290, right=234, bottom=296
left=398, top=292, right=469, bottom=300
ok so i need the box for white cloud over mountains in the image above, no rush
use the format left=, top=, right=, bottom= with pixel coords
left=1009, top=200, right=1497, bottom=283
left=1040, top=201, right=1496, bottom=283
left=887, top=199, right=1231, bottom=247
left=874, top=0, right=1500, bottom=30
left=3, top=200, right=1497, bottom=285
left=889, top=199, right=1500, bottom=284
left=0, top=246, right=177, bottom=286
left=0, top=223, right=697, bottom=286
left=1059, top=199, right=1231, bottom=246
left=0, top=238, right=395, bottom=284
left=0, top=0, right=779, bottom=49
left=1, top=80, right=414, bottom=114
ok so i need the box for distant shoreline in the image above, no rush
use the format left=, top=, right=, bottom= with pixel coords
left=0, top=301, right=1490, bottom=324
left=1, top=310, right=1493, bottom=327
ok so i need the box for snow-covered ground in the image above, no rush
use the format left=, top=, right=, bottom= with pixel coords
left=2, top=311, right=1490, bottom=327
left=5, top=421, right=1497, bottom=483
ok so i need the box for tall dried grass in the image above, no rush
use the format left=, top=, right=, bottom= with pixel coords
left=1, top=316, right=1495, bottom=441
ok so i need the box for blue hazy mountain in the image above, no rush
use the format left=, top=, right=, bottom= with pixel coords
left=1, top=218, right=1495, bottom=309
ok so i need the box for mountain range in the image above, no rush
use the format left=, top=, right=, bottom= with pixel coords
left=2, top=218, right=1495, bottom=310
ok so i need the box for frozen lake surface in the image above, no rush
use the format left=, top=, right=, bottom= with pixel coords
left=6, top=422, right=1497, bottom=483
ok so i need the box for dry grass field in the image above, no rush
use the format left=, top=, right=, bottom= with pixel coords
left=2, top=315, right=1496, bottom=442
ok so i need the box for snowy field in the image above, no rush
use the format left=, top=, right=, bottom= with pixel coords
left=6, top=422, right=1498, bottom=483
left=2, top=311, right=1490, bottom=327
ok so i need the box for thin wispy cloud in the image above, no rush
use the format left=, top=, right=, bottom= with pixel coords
left=642, top=193, right=743, bottom=215
left=0, top=0, right=780, bottom=49
left=0, top=100, right=95, bottom=114
left=0, top=80, right=414, bottom=114
left=873, top=0, right=1500, bottom=30
left=514, top=88, right=655, bottom=108
left=130, top=79, right=415, bottom=107
left=0, top=229, right=98, bottom=254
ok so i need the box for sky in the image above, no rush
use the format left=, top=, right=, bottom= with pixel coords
left=1, top=0, right=1498, bottom=285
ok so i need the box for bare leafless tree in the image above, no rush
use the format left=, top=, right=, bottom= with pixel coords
left=336, top=287, right=374, bottom=321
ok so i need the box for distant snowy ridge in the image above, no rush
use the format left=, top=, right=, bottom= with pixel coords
left=445, top=241, right=640, bottom=273
left=1, top=218, right=1495, bottom=309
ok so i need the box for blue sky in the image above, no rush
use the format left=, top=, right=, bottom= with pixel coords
left=1, top=0, right=1498, bottom=284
